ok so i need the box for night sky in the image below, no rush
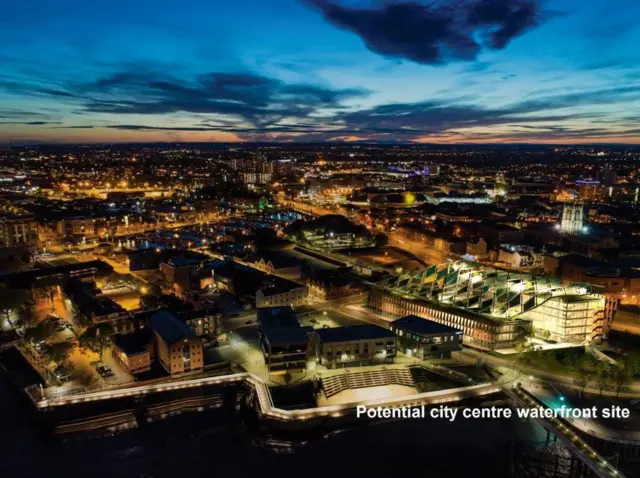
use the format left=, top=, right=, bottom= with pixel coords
left=1, top=0, right=639, bottom=144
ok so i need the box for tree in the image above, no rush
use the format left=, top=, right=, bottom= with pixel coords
left=374, top=233, right=389, bottom=247
left=80, top=323, right=113, bottom=360
left=594, top=362, right=610, bottom=395
left=0, top=286, right=30, bottom=325
left=140, top=294, right=161, bottom=310
left=33, top=276, right=59, bottom=311
left=624, top=351, right=640, bottom=377
left=23, top=320, right=57, bottom=345
left=612, top=365, right=632, bottom=397
left=573, top=356, right=596, bottom=394
left=42, top=342, right=73, bottom=368
left=574, top=368, right=593, bottom=394
left=514, top=335, right=533, bottom=365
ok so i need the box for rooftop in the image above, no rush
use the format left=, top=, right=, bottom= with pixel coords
left=316, top=324, right=396, bottom=343
left=257, top=306, right=308, bottom=345
left=113, top=329, right=152, bottom=355
left=150, top=309, right=196, bottom=345
left=391, top=315, right=463, bottom=336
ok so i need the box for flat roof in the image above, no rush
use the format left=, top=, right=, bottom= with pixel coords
left=316, top=324, right=396, bottom=344
left=391, top=315, right=463, bottom=336
left=113, top=329, right=151, bottom=355
left=151, top=309, right=196, bottom=345
left=257, top=306, right=308, bottom=345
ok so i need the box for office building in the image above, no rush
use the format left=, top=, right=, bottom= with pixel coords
left=257, top=306, right=308, bottom=375
left=315, top=324, right=397, bottom=369
left=389, top=315, right=462, bottom=359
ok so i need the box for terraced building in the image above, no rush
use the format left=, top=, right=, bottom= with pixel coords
left=368, top=261, right=614, bottom=350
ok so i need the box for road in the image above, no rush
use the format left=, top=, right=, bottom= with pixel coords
left=388, top=233, right=448, bottom=265
left=462, top=348, right=640, bottom=397
left=522, top=379, right=640, bottom=444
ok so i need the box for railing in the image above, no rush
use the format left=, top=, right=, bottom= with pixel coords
left=31, top=368, right=499, bottom=423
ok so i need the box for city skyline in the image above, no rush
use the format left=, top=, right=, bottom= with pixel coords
left=2, top=0, right=640, bottom=145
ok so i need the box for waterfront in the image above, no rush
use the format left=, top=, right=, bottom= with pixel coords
left=0, top=376, right=547, bottom=478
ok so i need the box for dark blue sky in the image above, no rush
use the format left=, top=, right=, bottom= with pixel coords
left=1, top=0, right=640, bottom=144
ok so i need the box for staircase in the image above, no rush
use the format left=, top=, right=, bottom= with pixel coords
left=321, top=366, right=416, bottom=398
left=408, top=365, right=433, bottom=384
left=321, top=374, right=348, bottom=398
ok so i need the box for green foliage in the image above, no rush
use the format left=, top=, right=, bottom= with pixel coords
left=80, top=323, right=113, bottom=360
left=594, top=362, right=610, bottom=395
left=23, top=320, right=57, bottom=344
left=42, top=341, right=73, bottom=368
left=612, top=365, right=632, bottom=396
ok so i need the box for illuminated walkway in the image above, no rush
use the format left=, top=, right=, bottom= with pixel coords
left=32, top=370, right=499, bottom=422
left=506, top=386, right=626, bottom=478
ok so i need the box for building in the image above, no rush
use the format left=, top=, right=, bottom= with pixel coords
left=368, top=261, right=610, bottom=349
left=159, top=253, right=210, bottom=295
left=560, top=203, right=585, bottom=234
left=477, top=223, right=525, bottom=248
left=466, top=237, right=488, bottom=260
left=251, top=252, right=302, bottom=279
left=56, top=216, right=101, bottom=240
left=256, top=279, right=308, bottom=308
left=150, top=309, right=204, bottom=376
left=315, top=324, right=397, bottom=369
left=257, top=306, right=308, bottom=375
left=112, top=329, right=154, bottom=374
left=497, top=245, right=543, bottom=269
left=305, top=268, right=354, bottom=300
left=390, top=315, right=462, bottom=359
left=0, top=215, right=39, bottom=249
left=597, top=164, right=617, bottom=187
left=524, top=294, right=606, bottom=343
left=577, top=180, right=602, bottom=201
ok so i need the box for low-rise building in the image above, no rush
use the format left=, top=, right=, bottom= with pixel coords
left=150, top=309, right=204, bottom=376
left=466, top=237, right=488, bottom=260
left=112, top=329, right=154, bottom=374
left=257, top=306, right=308, bottom=375
left=315, top=324, right=397, bottom=369
left=389, top=315, right=463, bottom=359
left=256, top=280, right=308, bottom=308
left=251, top=252, right=302, bottom=279
left=497, top=245, right=544, bottom=269
left=305, top=269, right=353, bottom=300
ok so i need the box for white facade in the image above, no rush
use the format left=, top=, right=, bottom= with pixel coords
left=560, top=203, right=584, bottom=234
left=523, top=294, right=604, bottom=343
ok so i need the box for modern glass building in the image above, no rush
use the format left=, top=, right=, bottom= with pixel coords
left=368, top=261, right=610, bottom=350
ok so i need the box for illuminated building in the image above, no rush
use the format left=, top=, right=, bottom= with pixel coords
left=315, top=324, right=397, bottom=369
left=113, top=329, right=154, bottom=374
left=389, top=315, right=462, bottom=359
left=151, top=309, right=204, bottom=376
left=560, top=203, right=584, bottom=234
left=577, top=180, right=602, bottom=201
left=368, top=261, right=610, bottom=349
left=0, top=215, right=39, bottom=249
left=257, top=306, right=308, bottom=375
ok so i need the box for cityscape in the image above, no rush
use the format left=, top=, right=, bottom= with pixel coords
left=2, top=1, right=640, bottom=478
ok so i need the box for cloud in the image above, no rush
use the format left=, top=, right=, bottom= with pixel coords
left=305, top=0, right=549, bottom=65
left=29, top=65, right=640, bottom=143
left=0, top=120, right=61, bottom=125
left=74, top=70, right=369, bottom=129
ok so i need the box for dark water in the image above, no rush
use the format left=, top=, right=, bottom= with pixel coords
left=0, top=377, right=544, bottom=478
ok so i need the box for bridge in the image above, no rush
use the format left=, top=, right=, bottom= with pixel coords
left=506, top=385, right=625, bottom=478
